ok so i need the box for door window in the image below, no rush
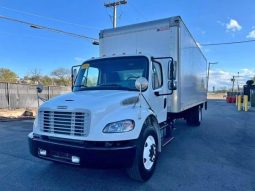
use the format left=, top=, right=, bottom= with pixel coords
left=152, top=62, right=163, bottom=89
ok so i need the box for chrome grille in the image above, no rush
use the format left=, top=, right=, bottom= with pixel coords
left=40, top=111, right=90, bottom=137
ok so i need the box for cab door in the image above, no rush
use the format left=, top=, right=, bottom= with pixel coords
left=148, top=60, right=167, bottom=123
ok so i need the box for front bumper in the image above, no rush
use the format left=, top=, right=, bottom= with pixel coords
left=28, top=132, right=137, bottom=168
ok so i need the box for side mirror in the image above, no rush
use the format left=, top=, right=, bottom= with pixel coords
left=135, top=77, right=148, bottom=91
left=36, top=84, right=43, bottom=93
left=73, top=69, right=78, bottom=84
left=168, top=60, right=177, bottom=91
left=168, top=81, right=177, bottom=91
left=168, top=60, right=176, bottom=80
left=71, top=65, right=80, bottom=90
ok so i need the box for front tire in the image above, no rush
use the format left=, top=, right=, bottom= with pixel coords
left=127, top=126, right=158, bottom=181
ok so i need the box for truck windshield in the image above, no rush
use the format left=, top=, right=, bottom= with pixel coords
left=73, top=56, right=149, bottom=92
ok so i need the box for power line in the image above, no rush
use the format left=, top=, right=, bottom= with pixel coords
left=128, top=1, right=148, bottom=21
left=102, top=1, right=114, bottom=24
left=0, top=5, right=99, bottom=30
left=0, top=15, right=98, bottom=42
left=0, top=31, right=75, bottom=42
left=201, top=39, right=255, bottom=46
left=2, top=13, right=255, bottom=47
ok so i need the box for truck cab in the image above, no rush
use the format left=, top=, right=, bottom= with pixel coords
left=29, top=54, right=175, bottom=181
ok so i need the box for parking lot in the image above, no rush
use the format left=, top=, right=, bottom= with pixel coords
left=0, top=100, right=254, bottom=191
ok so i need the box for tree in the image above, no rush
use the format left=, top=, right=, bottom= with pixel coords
left=0, top=68, right=18, bottom=83
left=41, top=75, right=53, bottom=86
left=22, top=69, right=42, bottom=84
left=29, top=69, right=41, bottom=84
left=51, top=68, right=71, bottom=86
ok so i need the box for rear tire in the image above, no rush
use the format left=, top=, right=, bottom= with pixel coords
left=126, top=126, right=158, bottom=181
left=186, top=106, right=201, bottom=127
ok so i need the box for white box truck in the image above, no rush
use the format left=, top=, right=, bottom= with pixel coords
left=28, top=16, right=207, bottom=181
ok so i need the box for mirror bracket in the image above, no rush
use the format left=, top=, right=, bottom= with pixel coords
left=151, top=56, right=176, bottom=96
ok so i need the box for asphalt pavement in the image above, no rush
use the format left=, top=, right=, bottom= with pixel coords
left=0, top=100, right=254, bottom=191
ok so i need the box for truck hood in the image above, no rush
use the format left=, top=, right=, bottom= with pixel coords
left=40, top=90, right=138, bottom=112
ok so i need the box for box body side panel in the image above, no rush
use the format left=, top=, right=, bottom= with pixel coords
left=178, top=20, right=207, bottom=111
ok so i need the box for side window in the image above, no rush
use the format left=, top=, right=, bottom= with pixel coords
left=152, top=62, right=163, bottom=89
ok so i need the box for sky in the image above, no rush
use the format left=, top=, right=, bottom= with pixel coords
left=0, top=0, right=255, bottom=91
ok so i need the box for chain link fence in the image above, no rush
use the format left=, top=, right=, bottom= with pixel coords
left=0, top=82, right=70, bottom=109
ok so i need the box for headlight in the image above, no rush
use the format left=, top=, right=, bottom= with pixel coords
left=103, top=119, right=135, bottom=133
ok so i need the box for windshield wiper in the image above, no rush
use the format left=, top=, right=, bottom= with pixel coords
left=98, top=83, right=133, bottom=90
left=99, top=83, right=121, bottom=87
left=73, top=85, right=87, bottom=88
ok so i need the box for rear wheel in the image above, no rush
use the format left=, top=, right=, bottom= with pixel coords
left=186, top=106, right=202, bottom=126
left=127, top=126, right=158, bottom=181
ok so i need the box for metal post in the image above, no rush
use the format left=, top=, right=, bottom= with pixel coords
left=113, top=5, right=117, bottom=28
left=206, top=62, right=218, bottom=93
left=6, top=83, right=10, bottom=109
left=244, top=95, right=248, bottom=112
left=237, top=95, right=242, bottom=111
left=37, top=91, right=40, bottom=108
left=48, top=86, right=50, bottom=100
left=206, top=62, right=211, bottom=92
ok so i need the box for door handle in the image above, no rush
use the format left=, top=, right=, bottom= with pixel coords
left=164, top=98, right=167, bottom=108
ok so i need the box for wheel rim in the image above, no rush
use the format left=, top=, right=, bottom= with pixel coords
left=143, top=135, right=156, bottom=170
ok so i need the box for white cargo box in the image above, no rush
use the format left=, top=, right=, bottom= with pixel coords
left=99, top=16, right=207, bottom=113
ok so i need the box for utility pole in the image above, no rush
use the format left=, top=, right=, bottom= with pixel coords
left=207, top=62, right=218, bottom=92
left=231, top=73, right=242, bottom=92
left=237, top=72, right=240, bottom=92
left=231, top=76, right=236, bottom=92
left=104, top=0, right=127, bottom=28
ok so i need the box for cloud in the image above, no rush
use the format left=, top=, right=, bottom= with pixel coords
left=246, top=29, right=255, bottom=39
left=196, top=42, right=211, bottom=53
left=217, top=20, right=225, bottom=27
left=201, top=30, right=206, bottom=35
left=240, top=68, right=255, bottom=78
left=226, top=19, right=242, bottom=32
left=209, top=69, right=255, bottom=90
left=74, top=57, right=85, bottom=62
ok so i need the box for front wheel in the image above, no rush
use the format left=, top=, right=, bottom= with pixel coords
left=126, top=126, right=158, bottom=181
